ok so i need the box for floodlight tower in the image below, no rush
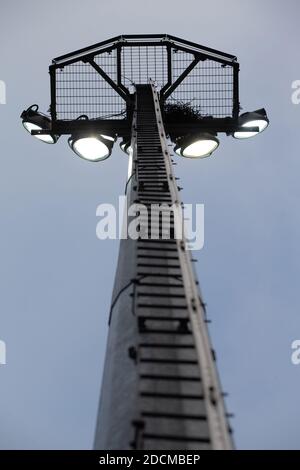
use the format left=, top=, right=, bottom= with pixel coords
left=21, top=34, right=269, bottom=450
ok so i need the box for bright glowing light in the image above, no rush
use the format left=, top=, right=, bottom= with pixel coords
left=101, top=134, right=115, bottom=142
left=22, top=122, right=55, bottom=144
left=181, top=138, right=219, bottom=158
left=72, top=137, right=110, bottom=161
left=234, top=119, right=269, bottom=139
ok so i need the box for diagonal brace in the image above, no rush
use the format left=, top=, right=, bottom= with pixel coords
left=161, top=55, right=202, bottom=102
left=88, top=59, right=129, bottom=102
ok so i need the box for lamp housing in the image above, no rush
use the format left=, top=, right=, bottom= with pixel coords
left=233, top=108, right=269, bottom=139
left=174, top=132, right=219, bottom=159
left=68, top=134, right=114, bottom=162
left=21, top=105, right=59, bottom=144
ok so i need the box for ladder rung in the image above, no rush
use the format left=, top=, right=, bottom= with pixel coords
left=139, top=343, right=194, bottom=349
left=142, top=411, right=207, bottom=421
left=143, top=433, right=210, bottom=444
left=140, top=374, right=201, bottom=382
left=140, top=358, right=198, bottom=365
left=140, top=391, right=204, bottom=400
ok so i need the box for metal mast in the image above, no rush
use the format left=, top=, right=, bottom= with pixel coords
left=25, top=34, right=260, bottom=451
left=94, top=83, right=233, bottom=450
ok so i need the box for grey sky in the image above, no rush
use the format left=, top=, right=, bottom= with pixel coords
left=0, top=0, right=299, bottom=449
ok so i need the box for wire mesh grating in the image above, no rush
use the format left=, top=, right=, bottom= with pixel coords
left=53, top=38, right=236, bottom=121
left=121, top=46, right=168, bottom=93
left=166, top=50, right=234, bottom=118
left=55, top=50, right=126, bottom=121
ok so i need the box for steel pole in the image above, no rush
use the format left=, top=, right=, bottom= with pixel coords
left=94, top=84, right=233, bottom=450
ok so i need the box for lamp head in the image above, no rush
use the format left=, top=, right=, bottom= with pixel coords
left=175, top=132, right=219, bottom=159
left=21, top=105, right=59, bottom=144
left=68, top=133, right=114, bottom=162
left=233, top=108, right=269, bottom=139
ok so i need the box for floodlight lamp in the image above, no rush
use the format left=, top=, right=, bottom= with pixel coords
left=174, top=132, right=219, bottom=159
left=21, top=105, right=59, bottom=144
left=233, top=108, right=269, bottom=139
left=68, top=134, right=114, bottom=162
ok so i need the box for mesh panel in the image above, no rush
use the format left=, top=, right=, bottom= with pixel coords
left=121, top=46, right=168, bottom=92
left=167, top=52, right=234, bottom=118
left=172, top=50, right=194, bottom=81
left=54, top=41, right=235, bottom=121
left=55, top=50, right=125, bottom=120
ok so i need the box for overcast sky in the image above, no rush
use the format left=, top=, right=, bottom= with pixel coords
left=0, top=0, right=300, bottom=449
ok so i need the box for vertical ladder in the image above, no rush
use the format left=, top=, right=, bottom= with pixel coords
left=134, top=85, right=209, bottom=450
left=94, top=84, right=233, bottom=451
